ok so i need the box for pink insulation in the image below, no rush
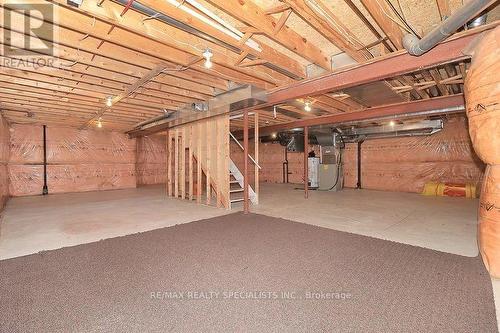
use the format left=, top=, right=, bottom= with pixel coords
left=136, top=135, right=167, bottom=185
left=230, top=141, right=318, bottom=185
left=343, top=116, right=485, bottom=193
left=8, top=124, right=137, bottom=196
left=0, top=115, right=9, bottom=210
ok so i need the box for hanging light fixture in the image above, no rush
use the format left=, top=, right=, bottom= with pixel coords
left=106, top=96, right=113, bottom=107
left=97, top=117, right=103, bottom=128
left=203, top=48, right=213, bottom=69
left=304, top=100, right=312, bottom=112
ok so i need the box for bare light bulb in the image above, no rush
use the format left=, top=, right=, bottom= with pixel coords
left=271, top=133, right=277, bottom=139
left=389, top=120, right=395, bottom=127
left=203, top=48, right=213, bottom=69
left=106, top=96, right=113, bottom=107
left=304, top=101, right=312, bottom=112
left=97, top=118, right=103, bottom=128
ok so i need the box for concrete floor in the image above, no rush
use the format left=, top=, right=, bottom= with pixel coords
left=0, top=183, right=498, bottom=326
left=252, top=184, right=479, bottom=257
left=0, top=185, right=227, bottom=260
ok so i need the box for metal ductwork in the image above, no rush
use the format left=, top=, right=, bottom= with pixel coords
left=403, top=0, right=495, bottom=56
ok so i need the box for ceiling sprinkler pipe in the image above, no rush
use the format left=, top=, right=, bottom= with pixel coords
left=402, top=0, right=495, bottom=56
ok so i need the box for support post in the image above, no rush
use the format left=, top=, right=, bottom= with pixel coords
left=243, top=110, right=249, bottom=213
left=254, top=112, right=259, bottom=204
left=42, top=125, right=48, bottom=195
left=356, top=140, right=364, bottom=189
left=304, top=126, right=309, bottom=199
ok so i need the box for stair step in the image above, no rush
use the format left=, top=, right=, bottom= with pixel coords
left=230, top=198, right=244, bottom=203
left=230, top=188, right=244, bottom=193
left=230, top=180, right=240, bottom=184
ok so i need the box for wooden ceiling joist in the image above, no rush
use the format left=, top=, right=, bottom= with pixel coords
left=359, top=0, right=406, bottom=50
left=283, top=0, right=371, bottom=62
left=135, top=0, right=306, bottom=79
left=44, top=0, right=292, bottom=88
left=203, top=0, right=331, bottom=70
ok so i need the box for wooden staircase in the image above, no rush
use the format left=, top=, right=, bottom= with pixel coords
left=229, top=158, right=258, bottom=207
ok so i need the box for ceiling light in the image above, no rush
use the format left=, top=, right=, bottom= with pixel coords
left=304, top=101, right=312, bottom=112
left=97, top=117, right=103, bottom=128
left=389, top=120, right=395, bottom=126
left=203, top=49, right=213, bottom=69
left=106, top=96, right=113, bottom=107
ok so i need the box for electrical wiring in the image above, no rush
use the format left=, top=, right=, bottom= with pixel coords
left=385, top=0, right=421, bottom=38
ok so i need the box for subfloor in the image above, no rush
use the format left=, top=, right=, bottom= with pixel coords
left=0, top=183, right=498, bottom=327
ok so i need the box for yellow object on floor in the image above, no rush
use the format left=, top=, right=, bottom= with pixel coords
left=422, top=182, right=477, bottom=198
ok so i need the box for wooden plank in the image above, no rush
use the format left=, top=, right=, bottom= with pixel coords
left=243, top=110, right=249, bottom=214
left=216, top=119, right=221, bottom=208
left=284, top=0, right=370, bottom=62
left=166, top=130, right=172, bottom=197
left=206, top=120, right=211, bottom=205
left=180, top=127, right=186, bottom=199
left=436, top=0, right=451, bottom=20
left=254, top=112, right=259, bottom=205
left=189, top=125, right=194, bottom=201
left=174, top=129, right=179, bottom=198
left=360, top=0, right=405, bottom=50
left=197, top=124, right=202, bottom=204
left=204, top=0, right=330, bottom=70
left=138, top=0, right=306, bottom=79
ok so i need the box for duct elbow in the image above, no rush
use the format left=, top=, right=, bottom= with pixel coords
left=403, top=33, right=425, bottom=56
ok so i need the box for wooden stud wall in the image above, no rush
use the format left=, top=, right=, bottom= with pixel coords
left=166, top=115, right=230, bottom=209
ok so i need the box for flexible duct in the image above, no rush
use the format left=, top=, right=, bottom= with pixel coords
left=464, top=26, right=500, bottom=278
left=403, top=0, right=495, bottom=56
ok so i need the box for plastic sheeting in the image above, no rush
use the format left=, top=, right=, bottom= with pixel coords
left=0, top=115, right=9, bottom=210
left=136, top=135, right=167, bottom=185
left=465, top=26, right=500, bottom=278
left=8, top=124, right=137, bottom=196
left=230, top=141, right=319, bottom=185
left=343, top=116, right=485, bottom=193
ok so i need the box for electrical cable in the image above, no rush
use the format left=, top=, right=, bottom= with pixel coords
left=386, top=0, right=421, bottom=38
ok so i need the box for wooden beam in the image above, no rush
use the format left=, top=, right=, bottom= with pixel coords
left=344, top=0, right=394, bottom=52
left=243, top=109, right=249, bottom=214
left=265, top=4, right=292, bottom=15
left=138, top=0, right=305, bottom=79
left=283, top=0, right=371, bottom=62
left=436, top=0, right=451, bottom=20
left=254, top=112, right=259, bottom=204
left=204, top=0, right=330, bottom=70
left=81, top=63, right=169, bottom=128
left=273, top=9, right=292, bottom=35
left=304, top=126, right=309, bottom=199
left=360, top=0, right=405, bottom=50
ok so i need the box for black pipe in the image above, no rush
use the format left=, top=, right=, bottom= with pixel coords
left=42, top=125, right=48, bottom=195
left=356, top=140, right=364, bottom=189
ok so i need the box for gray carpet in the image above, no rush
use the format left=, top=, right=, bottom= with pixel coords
left=0, top=212, right=497, bottom=332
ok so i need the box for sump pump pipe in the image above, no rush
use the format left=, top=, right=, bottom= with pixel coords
left=403, top=0, right=495, bottom=56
